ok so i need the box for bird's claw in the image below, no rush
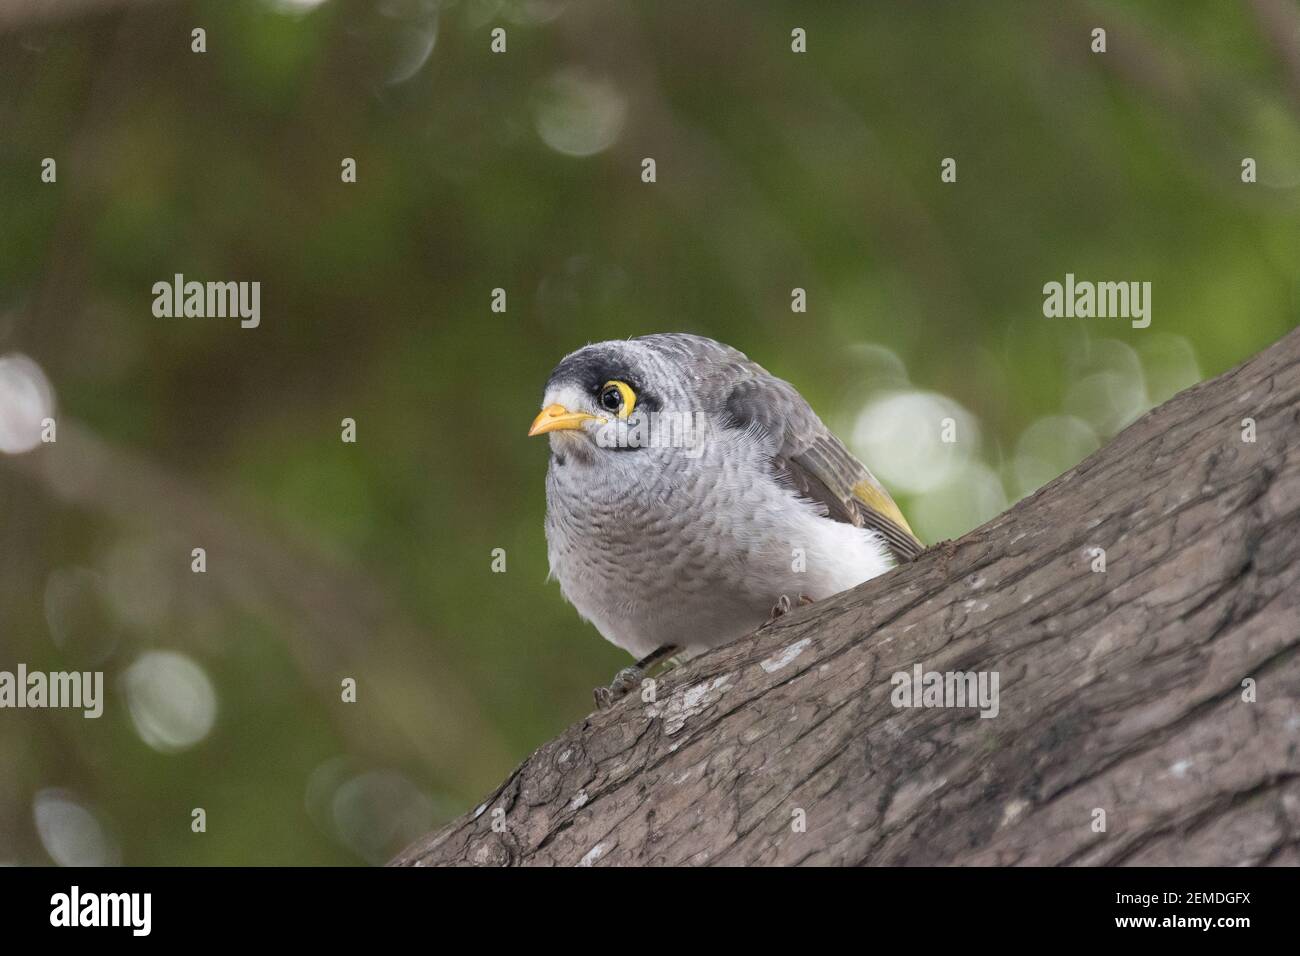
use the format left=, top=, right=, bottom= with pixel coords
left=593, top=665, right=642, bottom=710
left=763, top=594, right=793, bottom=627
left=762, top=593, right=813, bottom=629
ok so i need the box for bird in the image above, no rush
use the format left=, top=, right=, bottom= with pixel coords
left=528, top=333, right=922, bottom=707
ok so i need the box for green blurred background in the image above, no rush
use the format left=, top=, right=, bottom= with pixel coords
left=0, top=0, right=1296, bottom=864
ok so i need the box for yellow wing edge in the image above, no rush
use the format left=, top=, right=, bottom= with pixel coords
left=851, top=479, right=916, bottom=537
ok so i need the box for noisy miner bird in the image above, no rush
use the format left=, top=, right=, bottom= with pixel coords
left=528, top=333, right=922, bottom=707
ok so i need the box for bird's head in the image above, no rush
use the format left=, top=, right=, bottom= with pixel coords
left=528, top=337, right=709, bottom=466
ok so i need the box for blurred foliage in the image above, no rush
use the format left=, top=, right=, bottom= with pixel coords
left=0, top=0, right=1296, bottom=864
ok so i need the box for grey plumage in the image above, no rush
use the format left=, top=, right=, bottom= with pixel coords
left=722, top=363, right=924, bottom=564
left=532, top=333, right=921, bottom=662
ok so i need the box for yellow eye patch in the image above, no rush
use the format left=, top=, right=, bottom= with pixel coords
left=599, top=380, right=637, bottom=419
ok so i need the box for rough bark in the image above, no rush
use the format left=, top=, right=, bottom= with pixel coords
left=395, top=328, right=1300, bottom=867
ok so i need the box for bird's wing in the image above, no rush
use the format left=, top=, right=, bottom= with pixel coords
left=721, top=368, right=924, bottom=564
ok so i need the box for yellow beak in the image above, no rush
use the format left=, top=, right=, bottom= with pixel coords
left=528, top=403, right=601, bottom=437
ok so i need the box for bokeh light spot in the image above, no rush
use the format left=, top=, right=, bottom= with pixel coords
left=122, top=651, right=218, bottom=754
left=534, top=68, right=627, bottom=157
left=851, top=390, right=979, bottom=495
left=33, top=790, right=120, bottom=867
left=331, top=770, right=435, bottom=864
left=0, top=353, right=55, bottom=455
left=1011, top=415, right=1100, bottom=499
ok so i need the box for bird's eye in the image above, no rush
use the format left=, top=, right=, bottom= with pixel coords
left=599, top=380, right=637, bottom=419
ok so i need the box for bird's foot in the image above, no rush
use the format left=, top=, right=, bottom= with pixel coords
left=593, top=666, right=643, bottom=710
left=759, top=590, right=811, bottom=629
left=593, top=644, right=681, bottom=710
left=762, top=593, right=814, bottom=629
left=766, top=593, right=792, bottom=624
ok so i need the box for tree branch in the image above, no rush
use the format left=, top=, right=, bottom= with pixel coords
left=395, top=329, right=1300, bottom=866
